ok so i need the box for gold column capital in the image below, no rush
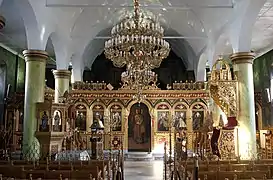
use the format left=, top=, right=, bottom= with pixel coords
left=23, top=50, right=49, bottom=63
left=230, top=52, right=255, bottom=65
left=53, top=69, right=71, bottom=79
left=0, top=15, right=5, bottom=29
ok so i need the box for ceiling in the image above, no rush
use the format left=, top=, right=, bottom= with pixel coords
left=0, top=0, right=271, bottom=76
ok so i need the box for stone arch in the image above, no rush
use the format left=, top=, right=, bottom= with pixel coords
left=196, top=51, right=208, bottom=81
left=229, top=0, right=266, bottom=52
left=47, top=31, right=71, bottom=69
left=6, top=0, right=41, bottom=49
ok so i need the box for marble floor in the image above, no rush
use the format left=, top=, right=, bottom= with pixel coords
left=124, top=160, right=164, bottom=180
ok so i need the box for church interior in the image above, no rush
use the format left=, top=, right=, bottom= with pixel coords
left=1, top=0, right=273, bottom=179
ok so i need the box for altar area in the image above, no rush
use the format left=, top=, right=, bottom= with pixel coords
left=1, top=58, right=272, bottom=180
left=2, top=59, right=265, bottom=162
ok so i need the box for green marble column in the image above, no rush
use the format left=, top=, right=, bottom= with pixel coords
left=23, top=50, right=48, bottom=160
left=53, top=70, right=71, bottom=103
left=230, top=52, right=256, bottom=160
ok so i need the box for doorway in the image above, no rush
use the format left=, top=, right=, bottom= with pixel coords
left=128, top=103, right=151, bottom=152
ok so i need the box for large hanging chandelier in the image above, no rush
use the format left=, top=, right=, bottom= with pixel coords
left=104, top=0, right=170, bottom=70
left=121, top=66, right=157, bottom=90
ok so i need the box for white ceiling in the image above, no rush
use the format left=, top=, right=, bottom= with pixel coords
left=0, top=0, right=271, bottom=75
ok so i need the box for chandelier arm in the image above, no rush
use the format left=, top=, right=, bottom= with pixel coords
left=134, top=0, right=140, bottom=19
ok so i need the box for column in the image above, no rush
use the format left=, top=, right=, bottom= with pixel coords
left=270, top=64, right=273, bottom=126
left=23, top=50, right=48, bottom=160
left=53, top=70, right=71, bottom=103
left=230, top=52, right=256, bottom=159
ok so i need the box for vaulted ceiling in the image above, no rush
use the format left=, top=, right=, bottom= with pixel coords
left=0, top=0, right=271, bottom=79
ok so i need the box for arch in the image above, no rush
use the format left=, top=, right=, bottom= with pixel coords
left=82, top=27, right=198, bottom=70
left=190, top=102, right=207, bottom=131
left=107, top=102, right=125, bottom=131
left=173, top=102, right=189, bottom=131
left=9, top=0, right=41, bottom=49
left=74, top=102, right=90, bottom=131
left=90, top=102, right=107, bottom=111
left=190, top=102, right=208, bottom=110
left=155, top=102, right=172, bottom=110
left=90, top=102, right=107, bottom=129
left=47, top=31, right=71, bottom=69
left=126, top=100, right=153, bottom=116
left=126, top=100, right=154, bottom=151
left=173, top=101, right=190, bottom=110
left=196, top=52, right=208, bottom=81
left=45, top=34, right=55, bottom=60
left=127, top=102, right=152, bottom=152
left=229, top=0, right=266, bottom=52
left=108, top=102, right=125, bottom=110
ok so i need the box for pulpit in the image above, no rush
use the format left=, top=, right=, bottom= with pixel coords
left=35, top=101, right=69, bottom=160
left=209, top=58, right=239, bottom=160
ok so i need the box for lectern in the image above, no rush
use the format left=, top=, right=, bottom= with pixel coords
left=90, top=119, right=104, bottom=159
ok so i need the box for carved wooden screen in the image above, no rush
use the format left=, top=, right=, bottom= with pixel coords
left=191, top=104, right=205, bottom=131
left=52, top=110, right=62, bottom=132
left=110, top=104, right=122, bottom=131
left=92, top=104, right=105, bottom=126
left=75, top=104, right=87, bottom=131
left=156, top=104, right=170, bottom=132
left=174, top=104, right=187, bottom=131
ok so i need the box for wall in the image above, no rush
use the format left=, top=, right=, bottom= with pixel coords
left=0, top=47, right=25, bottom=93
left=83, top=50, right=192, bottom=90
left=253, top=50, right=273, bottom=126
left=0, top=46, right=25, bottom=125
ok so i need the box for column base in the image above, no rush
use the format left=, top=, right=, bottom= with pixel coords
left=22, top=137, right=40, bottom=161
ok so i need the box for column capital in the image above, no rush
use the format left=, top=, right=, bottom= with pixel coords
left=0, top=15, right=5, bottom=29
left=23, top=50, right=49, bottom=63
left=230, top=52, right=255, bottom=65
left=53, top=69, right=71, bottom=79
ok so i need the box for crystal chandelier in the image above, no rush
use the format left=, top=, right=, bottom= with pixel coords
left=121, top=65, right=157, bottom=90
left=132, top=90, right=147, bottom=103
left=104, top=0, right=170, bottom=70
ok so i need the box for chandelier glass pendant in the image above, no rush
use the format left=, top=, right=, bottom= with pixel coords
left=121, top=66, right=157, bottom=90
left=104, top=0, right=170, bottom=70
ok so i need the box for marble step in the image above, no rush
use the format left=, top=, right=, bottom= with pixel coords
left=125, top=152, right=153, bottom=161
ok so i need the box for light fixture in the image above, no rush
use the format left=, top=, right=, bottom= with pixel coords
left=121, top=65, right=157, bottom=90
left=104, top=0, right=170, bottom=70
left=104, top=0, right=170, bottom=101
